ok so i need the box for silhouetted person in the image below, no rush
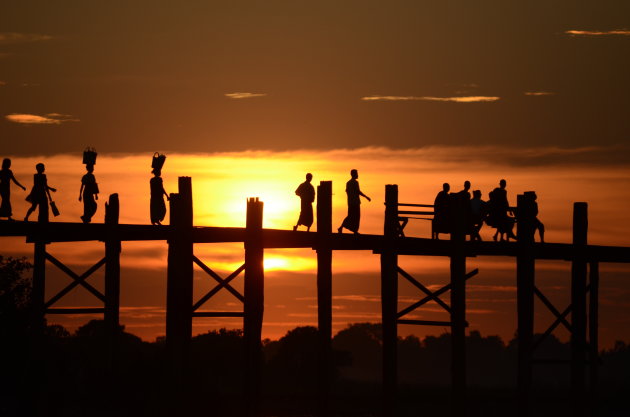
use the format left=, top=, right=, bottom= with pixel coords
left=457, top=180, right=471, bottom=200
left=432, top=183, right=450, bottom=239
left=0, top=158, right=26, bottom=220
left=470, top=190, right=486, bottom=241
left=293, top=173, right=315, bottom=232
left=79, top=164, right=99, bottom=223
left=24, top=163, right=56, bottom=223
left=531, top=192, right=545, bottom=243
left=487, top=179, right=516, bottom=241
left=150, top=168, right=169, bottom=225
left=338, top=169, right=370, bottom=234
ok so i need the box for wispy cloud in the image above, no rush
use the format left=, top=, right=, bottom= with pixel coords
left=524, top=91, right=555, bottom=96
left=0, top=32, right=54, bottom=44
left=565, top=29, right=630, bottom=37
left=225, top=92, right=267, bottom=99
left=5, top=113, right=79, bottom=125
left=362, top=95, right=500, bottom=103
left=0, top=81, right=5, bottom=86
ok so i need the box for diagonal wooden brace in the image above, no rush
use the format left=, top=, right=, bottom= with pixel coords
left=398, top=266, right=452, bottom=313
left=397, top=268, right=478, bottom=318
left=193, top=255, right=245, bottom=305
left=534, top=286, right=572, bottom=332
left=45, top=253, right=106, bottom=307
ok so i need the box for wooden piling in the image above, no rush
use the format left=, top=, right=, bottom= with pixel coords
left=316, top=181, right=333, bottom=417
left=449, top=191, right=467, bottom=416
left=589, top=260, right=599, bottom=416
left=571, top=202, right=588, bottom=415
left=381, top=184, right=398, bottom=416
left=166, top=177, right=194, bottom=384
left=244, top=197, right=264, bottom=417
left=32, top=240, right=47, bottom=333
left=104, top=194, right=121, bottom=369
left=516, top=193, right=536, bottom=417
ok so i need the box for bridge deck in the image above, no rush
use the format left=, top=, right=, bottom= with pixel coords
left=2, top=220, right=630, bottom=263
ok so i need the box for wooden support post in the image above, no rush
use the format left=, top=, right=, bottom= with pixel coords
left=589, top=261, right=599, bottom=416
left=32, top=240, right=47, bottom=333
left=166, top=177, right=194, bottom=385
left=571, top=202, right=588, bottom=416
left=516, top=193, right=536, bottom=417
left=316, top=181, right=333, bottom=417
left=244, top=197, right=264, bottom=417
left=104, top=194, right=121, bottom=365
left=449, top=192, right=467, bottom=416
left=381, top=184, right=398, bottom=416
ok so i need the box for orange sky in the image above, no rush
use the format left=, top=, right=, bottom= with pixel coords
left=2, top=149, right=629, bottom=347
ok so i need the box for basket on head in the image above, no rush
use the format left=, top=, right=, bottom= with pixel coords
left=152, top=152, right=166, bottom=170
left=83, top=147, right=97, bottom=165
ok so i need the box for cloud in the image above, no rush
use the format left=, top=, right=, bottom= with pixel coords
left=362, top=95, right=500, bottom=103
left=565, top=29, right=630, bottom=37
left=524, top=91, right=555, bottom=96
left=225, top=92, right=267, bottom=99
left=0, top=32, right=54, bottom=44
left=0, top=81, right=5, bottom=86
left=5, top=113, right=79, bottom=124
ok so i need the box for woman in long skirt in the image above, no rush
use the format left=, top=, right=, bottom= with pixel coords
left=150, top=168, right=169, bottom=225
left=79, top=164, right=98, bottom=223
left=0, top=158, right=26, bottom=220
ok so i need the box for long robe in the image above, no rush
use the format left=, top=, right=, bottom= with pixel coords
left=341, top=178, right=362, bottom=233
left=81, top=173, right=98, bottom=223
left=295, top=181, right=315, bottom=228
left=150, top=176, right=166, bottom=224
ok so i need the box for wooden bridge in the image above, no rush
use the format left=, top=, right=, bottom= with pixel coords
left=2, top=176, right=630, bottom=417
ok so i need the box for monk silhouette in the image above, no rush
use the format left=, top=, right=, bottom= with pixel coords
left=0, top=158, right=26, bottom=220
left=24, top=163, right=56, bottom=223
left=338, top=169, right=370, bottom=234
left=79, top=164, right=99, bottom=223
left=432, top=183, right=450, bottom=239
left=150, top=168, right=169, bottom=225
left=293, top=173, right=315, bottom=232
left=470, top=189, right=486, bottom=241
left=487, top=179, right=516, bottom=241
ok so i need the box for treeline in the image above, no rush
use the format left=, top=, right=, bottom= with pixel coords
left=2, top=256, right=630, bottom=416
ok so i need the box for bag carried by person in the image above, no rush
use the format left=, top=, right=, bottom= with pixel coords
left=152, top=152, right=166, bottom=170
left=50, top=200, right=60, bottom=217
left=83, top=147, right=98, bottom=165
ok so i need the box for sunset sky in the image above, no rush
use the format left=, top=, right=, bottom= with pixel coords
left=1, top=1, right=629, bottom=346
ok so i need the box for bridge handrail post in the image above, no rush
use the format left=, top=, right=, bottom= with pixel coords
left=104, top=193, right=121, bottom=371
left=449, top=190, right=467, bottom=416
left=316, top=181, right=333, bottom=417
left=381, top=184, right=398, bottom=416
left=166, top=177, right=194, bottom=390
left=244, top=197, right=264, bottom=417
left=571, top=202, right=588, bottom=415
left=516, top=193, right=537, bottom=417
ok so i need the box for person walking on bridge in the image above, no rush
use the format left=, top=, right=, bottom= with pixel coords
left=338, top=169, right=370, bottom=234
left=0, top=158, right=26, bottom=221
left=293, top=173, right=315, bottom=231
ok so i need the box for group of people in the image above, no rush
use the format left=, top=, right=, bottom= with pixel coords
left=2, top=159, right=544, bottom=243
left=293, top=169, right=370, bottom=234
left=433, top=179, right=544, bottom=242
left=0, top=154, right=170, bottom=226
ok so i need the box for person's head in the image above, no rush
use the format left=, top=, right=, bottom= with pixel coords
left=464, top=180, right=471, bottom=191
left=86, top=164, right=94, bottom=173
left=306, top=173, right=313, bottom=182
left=350, top=169, right=358, bottom=179
left=473, top=190, right=481, bottom=199
left=443, top=183, right=450, bottom=192
left=2, top=158, right=10, bottom=169
left=499, top=179, right=506, bottom=189
left=36, top=163, right=45, bottom=173
left=152, top=168, right=161, bottom=177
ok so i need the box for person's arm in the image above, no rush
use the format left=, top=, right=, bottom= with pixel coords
left=358, top=188, right=371, bottom=202
left=79, top=183, right=84, bottom=201
left=11, top=174, right=26, bottom=191
left=162, top=187, right=170, bottom=201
